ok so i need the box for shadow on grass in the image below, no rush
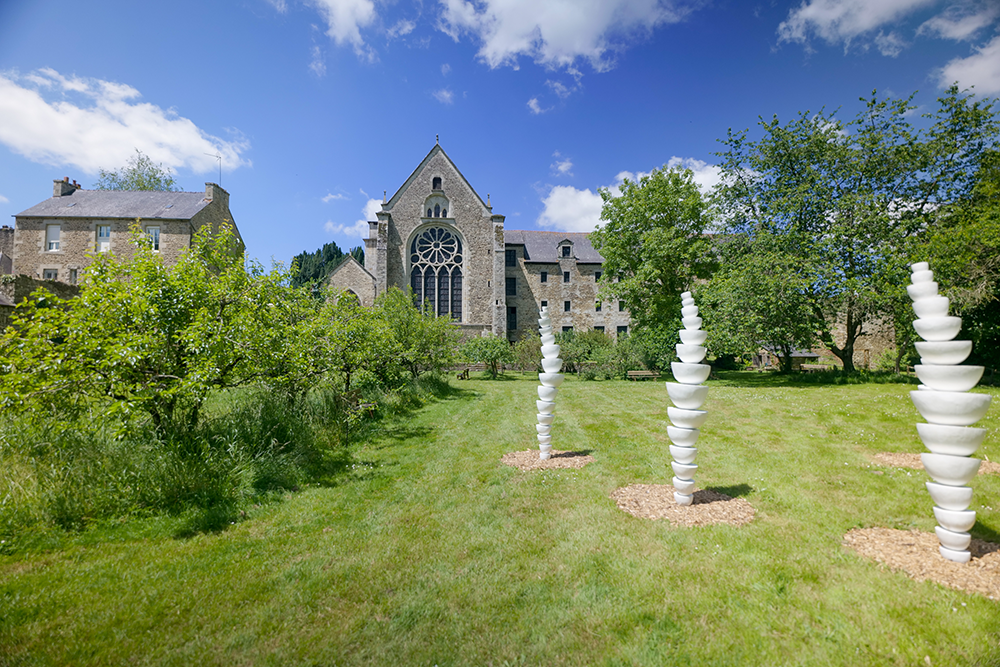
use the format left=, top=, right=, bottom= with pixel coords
left=971, top=520, right=1000, bottom=547
left=552, top=449, right=593, bottom=459
left=705, top=483, right=754, bottom=498
left=711, top=370, right=919, bottom=389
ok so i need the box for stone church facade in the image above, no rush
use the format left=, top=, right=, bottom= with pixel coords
left=329, top=143, right=631, bottom=340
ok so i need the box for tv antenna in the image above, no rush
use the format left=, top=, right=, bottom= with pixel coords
left=204, top=152, right=222, bottom=185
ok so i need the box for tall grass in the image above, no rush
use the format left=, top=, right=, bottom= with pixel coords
left=0, top=374, right=458, bottom=549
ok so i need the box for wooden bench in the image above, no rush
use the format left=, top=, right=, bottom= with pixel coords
left=627, top=370, right=659, bottom=381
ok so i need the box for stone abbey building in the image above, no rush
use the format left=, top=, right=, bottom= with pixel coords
left=328, top=143, right=631, bottom=340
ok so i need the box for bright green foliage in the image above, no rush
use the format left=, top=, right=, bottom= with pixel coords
left=591, top=167, right=714, bottom=330
left=374, top=288, right=460, bottom=378
left=291, top=242, right=365, bottom=289
left=554, top=329, right=613, bottom=372
left=511, top=335, right=541, bottom=373
left=0, top=223, right=319, bottom=432
left=316, top=295, right=400, bottom=393
left=713, top=87, right=998, bottom=371
left=93, top=149, right=179, bottom=191
left=461, top=333, right=513, bottom=378
left=700, top=236, right=821, bottom=373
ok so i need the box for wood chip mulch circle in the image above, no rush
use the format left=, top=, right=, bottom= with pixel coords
left=611, top=484, right=755, bottom=527
left=844, top=528, right=1000, bottom=601
left=501, top=449, right=595, bottom=471
left=871, top=452, right=1000, bottom=475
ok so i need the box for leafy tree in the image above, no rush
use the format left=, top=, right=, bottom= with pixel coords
left=591, top=167, right=714, bottom=331
left=712, top=88, right=998, bottom=371
left=700, top=235, right=821, bottom=373
left=511, top=336, right=542, bottom=373
left=316, top=295, right=399, bottom=393
left=0, top=223, right=318, bottom=432
left=461, top=334, right=513, bottom=378
left=375, top=287, right=460, bottom=378
left=94, top=149, right=179, bottom=191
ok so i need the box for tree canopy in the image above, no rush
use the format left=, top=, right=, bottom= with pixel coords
left=94, top=149, right=179, bottom=191
left=590, top=167, right=714, bottom=332
left=710, top=87, right=999, bottom=371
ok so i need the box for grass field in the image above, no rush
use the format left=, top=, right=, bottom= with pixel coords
left=2, top=372, right=999, bottom=666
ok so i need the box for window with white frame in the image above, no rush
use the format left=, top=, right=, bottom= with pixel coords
left=42, top=268, right=58, bottom=280
left=146, top=226, right=160, bottom=251
left=97, top=225, right=111, bottom=252
left=46, top=225, right=60, bottom=251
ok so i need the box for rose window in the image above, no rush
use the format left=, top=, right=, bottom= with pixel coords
left=409, top=227, right=463, bottom=320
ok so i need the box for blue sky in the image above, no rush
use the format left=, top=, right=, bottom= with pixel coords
left=1, top=0, right=999, bottom=266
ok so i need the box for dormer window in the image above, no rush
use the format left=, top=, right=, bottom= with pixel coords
left=432, top=176, right=442, bottom=190
left=561, top=245, right=571, bottom=257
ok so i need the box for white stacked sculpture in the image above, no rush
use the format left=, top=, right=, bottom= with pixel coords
left=666, top=291, right=711, bottom=506
left=907, top=261, right=992, bottom=563
left=536, top=307, right=564, bottom=460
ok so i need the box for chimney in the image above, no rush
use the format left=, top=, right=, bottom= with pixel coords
left=204, top=182, right=229, bottom=209
left=53, top=177, right=79, bottom=197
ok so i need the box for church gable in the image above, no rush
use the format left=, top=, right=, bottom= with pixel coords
left=327, top=255, right=377, bottom=307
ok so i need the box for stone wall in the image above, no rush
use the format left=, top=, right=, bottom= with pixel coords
left=0, top=225, right=13, bottom=273
left=378, top=147, right=504, bottom=334
left=0, top=274, right=79, bottom=330
left=327, top=256, right=377, bottom=306
left=504, top=246, right=631, bottom=341
left=818, top=315, right=896, bottom=370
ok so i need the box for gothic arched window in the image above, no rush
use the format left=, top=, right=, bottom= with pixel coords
left=409, top=227, right=463, bottom=320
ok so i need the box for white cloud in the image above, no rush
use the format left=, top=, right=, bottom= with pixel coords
left=936, top=33, right=1000, bottom=93
left=777, top=0, right=935, bottom=50
left=441, top=63, right=452, bottom=75
left=550, top=152, right=573, bottom=176
left=665, top=156, right=722, bottom=194
left=918, top=3, right=1000, bottom=40
left=433, top=88, right=455, bottom=104
left=0, top=69, right=251, bottom=176
left=387, top=19, right=416, bottom=38
left=537, top=185, right=604, bottom=232
left=309, top=0, right=377, bottom=58
left=310, top=45, right=328, bottom=76
left=537, top=158, right=720, bottom=231
left=322, top=192, right=348, bottom=202
left=527, top=97, right=550, bottom=114
left=266, top=0, right=289, bottom=13
left=437, top=0, right=696, bottom=72
left=0, top=194, right=9, bottom=204
left=324, top=198, right=381, bottom=240
left=874, top=30, right=907, bottom=56
left=546, top=79, right=574, bottom=98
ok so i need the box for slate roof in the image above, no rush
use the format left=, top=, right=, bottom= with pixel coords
left=504, top=230, right=605, bottom=264
left=15, top=189, right=211, bottom=220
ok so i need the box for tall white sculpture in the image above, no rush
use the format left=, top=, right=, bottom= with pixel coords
left=536, top=307, right=564, bottom=460
left=907, top=261, right=992, bottom=563
left=666, top=291, right=711, bottom=506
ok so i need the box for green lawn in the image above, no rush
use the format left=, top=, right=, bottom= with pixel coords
left=2, top=373, right=999, bottom=666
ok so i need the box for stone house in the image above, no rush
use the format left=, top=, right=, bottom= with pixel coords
left=11, top=178, right=241, bottom=285
left=328, top=143, right=631, bottom=340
